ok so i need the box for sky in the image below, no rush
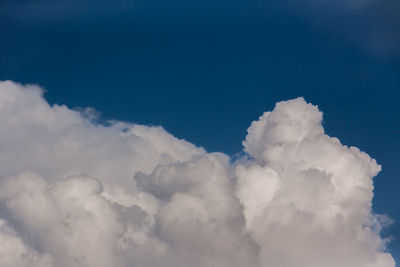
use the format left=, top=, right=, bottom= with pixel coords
left=0, top=0, right=399, bottom=265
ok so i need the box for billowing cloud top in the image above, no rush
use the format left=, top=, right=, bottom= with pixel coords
left=0, top=81, right=395, bottom=267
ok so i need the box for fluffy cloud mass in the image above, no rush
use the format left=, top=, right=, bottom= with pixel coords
left=0, top=81, right=395, bottom=267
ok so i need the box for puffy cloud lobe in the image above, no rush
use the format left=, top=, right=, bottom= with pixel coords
left=238, top=98, right=392, bottom=267
left=0, top=81, right=395, bottom=267
left=137, top=154, right=260, bottom=267
left=0, top=173, right=124, bottom=267
left=0, top=219, right=53, bottom=267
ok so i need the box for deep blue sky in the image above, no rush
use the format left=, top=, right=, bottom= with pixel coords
left=1, top=0, right=399, bottom=260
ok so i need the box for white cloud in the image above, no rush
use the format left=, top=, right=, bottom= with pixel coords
left=0, top=81, right=395, bottom=267
left=0, top=219, right=53, bottom=267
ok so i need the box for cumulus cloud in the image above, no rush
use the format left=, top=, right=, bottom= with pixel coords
left=0, top=81, right=395, bottom=267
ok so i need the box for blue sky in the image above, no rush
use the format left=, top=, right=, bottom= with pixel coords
left=1, top=0, right=399, bottom=262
